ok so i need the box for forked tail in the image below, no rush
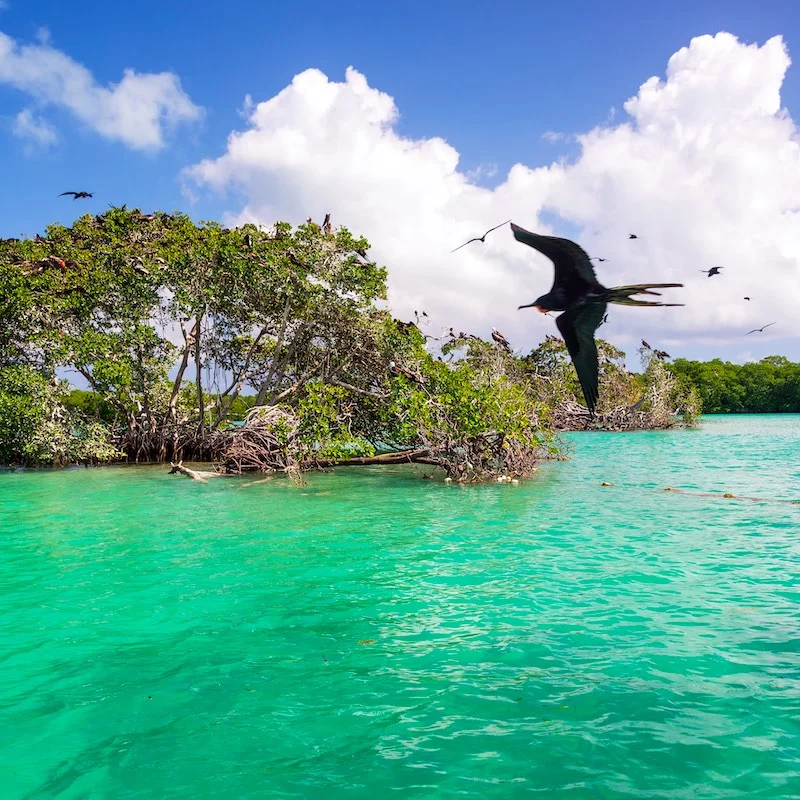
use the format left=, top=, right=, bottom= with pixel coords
left=608, top=283, right=684, bottom=307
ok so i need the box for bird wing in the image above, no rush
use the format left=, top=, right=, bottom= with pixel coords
left=450, top=237, right=481, bottom=253
left=763, top=322, right=776, bottom=330
left=481, top=219, right=511, bottom=237
left=59, top=192, right=77, bottom=197
left=511, top=223, right=600, bottom=296
left=555, top=302, right=607, bottom=414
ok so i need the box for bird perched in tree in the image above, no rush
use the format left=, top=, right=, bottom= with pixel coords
left=132, top=259, right=149, bottom=276
left=59, top=191, right=93, bottom=200
left=700, top=266, right=723, bottom=277
left=746, top=322, right=776, bottom=335
left=628, top=234, right=638, bottom=239
left=388, top=360, right=424, bottom=383
left=322, top=213, right=332, bottom=236
left=491, top=327, right=511, bottom=351
left=653, top=349, right=670, bottom=360
left=450, top=220, right=511, bottom=253
left=512, top=222, right=682, bottom=415
left=395, top=320, right=419, bottom=336
left=641, top=339, right=652, bottom=350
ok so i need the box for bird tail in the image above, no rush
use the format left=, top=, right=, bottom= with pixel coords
left=608, top=283, right=683, bottom=307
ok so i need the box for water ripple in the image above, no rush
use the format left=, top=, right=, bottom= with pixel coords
left=1, top=416, right=799, bottom=797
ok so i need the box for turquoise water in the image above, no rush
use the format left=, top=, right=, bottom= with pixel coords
left=1, top=415, right=799, bottom=798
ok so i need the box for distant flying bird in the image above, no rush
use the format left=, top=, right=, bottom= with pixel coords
left=744, top=296, right=751, bottom=301
left=590, top=257, right=608, bottom=262
left=746, top=322, right=776, bottom=335
left=700, top=266, right=723, bottom=277
left=59, top=191, right=93, bottom=200
left=450, top=220, right=511, bottom=253
left=628, top=234, right=638, bottom=239
left=491, top=327, right=511, bottom=351
left=641, top=340, right=651, bottom=350
left=512, top=222, right=682, bottom=415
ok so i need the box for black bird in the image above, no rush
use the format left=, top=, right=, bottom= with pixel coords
left=59, top=191, right=93, bottom=200
left=491, top=327, right=511, bottom=351
left=700, top=266, right=723, bottom=277
left=512, top=222, right=683, bottom=414
left=746, top=322, right=776, bottom=335
left=641, top=339, right=652, bottom=350
left=628, top=234, right=638, bottom=239
left=451, top=220, right=511, bottom=253
left=653, top=349, right=671, bottom=360
left=322, top=213, right=332, bottom=236
left=590, top=257, right=608, bottom=262
left=744, top=296, right=751, bottom=301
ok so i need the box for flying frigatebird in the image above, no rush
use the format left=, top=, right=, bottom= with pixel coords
left=59, top=191, right=93, bottom=200
left=700, top=266, right=723, bottom=277
left=746, top=322, right=776, bottom=335
left=511, top=222, right=683, bottom=415
left=450, top=220, right=511, bottom=253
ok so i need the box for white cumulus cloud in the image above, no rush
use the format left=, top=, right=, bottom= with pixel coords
left=186, top=33, right=800, bottom=354
left=12, top=108, right=57, bottom=148
left=0, top=29, right=202, bottom=151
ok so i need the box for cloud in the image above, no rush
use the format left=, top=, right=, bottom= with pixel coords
left=12, top=108, right=57, bottom=148
left=186, top=34, right=800, bottom=352
left=0, top=29, right=202, bottom=150
left=542, top=131, right=568, bottom=143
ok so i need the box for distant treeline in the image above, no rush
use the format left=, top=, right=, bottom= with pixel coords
left=670, top=357, right=800, bottom=413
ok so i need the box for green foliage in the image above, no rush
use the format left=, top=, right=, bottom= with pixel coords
left=671, top=357, right=800, bottom=413
left=0, top=367, right=118, bottom=465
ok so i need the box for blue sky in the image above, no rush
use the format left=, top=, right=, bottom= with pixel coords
left=1, top=0, right=799, bottom=363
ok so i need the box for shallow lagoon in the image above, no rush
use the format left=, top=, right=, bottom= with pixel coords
left=1, top=415, right=799, bottom=798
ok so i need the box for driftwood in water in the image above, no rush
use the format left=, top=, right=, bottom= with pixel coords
left=306, top=448, right=442, bottom=469
left=168, top=460, right=219, bottom=482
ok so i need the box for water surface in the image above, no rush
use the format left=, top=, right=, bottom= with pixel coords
left=1, top=415, right=799, bottom=798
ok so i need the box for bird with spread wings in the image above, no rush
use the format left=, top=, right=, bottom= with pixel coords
left=511, top=223, right=683, bottom=415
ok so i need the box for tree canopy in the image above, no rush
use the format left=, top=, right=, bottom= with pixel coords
left=670, top=357, right=800, bottom=413
left=0, top=209, right=554, bottom=478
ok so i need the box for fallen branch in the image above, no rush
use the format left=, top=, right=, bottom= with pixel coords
left=168, top=460, right=219, bottom=482
left=307, top=448, right=432, bottom=468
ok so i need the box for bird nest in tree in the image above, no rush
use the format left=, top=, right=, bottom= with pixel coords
left=216, top=406, right=301, bottom=474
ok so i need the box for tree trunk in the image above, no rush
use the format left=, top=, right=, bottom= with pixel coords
left=195, top=311, right=205, bottom=439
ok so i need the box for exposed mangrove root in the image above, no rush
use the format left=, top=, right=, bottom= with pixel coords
left=552, top=400, right=681, bottom=432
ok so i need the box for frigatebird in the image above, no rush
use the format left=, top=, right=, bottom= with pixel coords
left=59, top=191, right=93, bottom=200
left=746, top=322, right=776, bottom=335
left=629, top=234, right=638, bottom=239
left=744, top=296, right=751, bottom=301
left=590, top=257, right=608, bottom=262
left=451, top=220, right=511, bottom=253
left=700, top=266, right=723, bottom=277
left=491, top=327, right=511, bottom=351
left=641, top=340, right=652, bottom=350
left=322, top=213, right=332, bottom=235
left=511, top=222, right=683, bottom=415
left=653, top=349, right=670, bottom=360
